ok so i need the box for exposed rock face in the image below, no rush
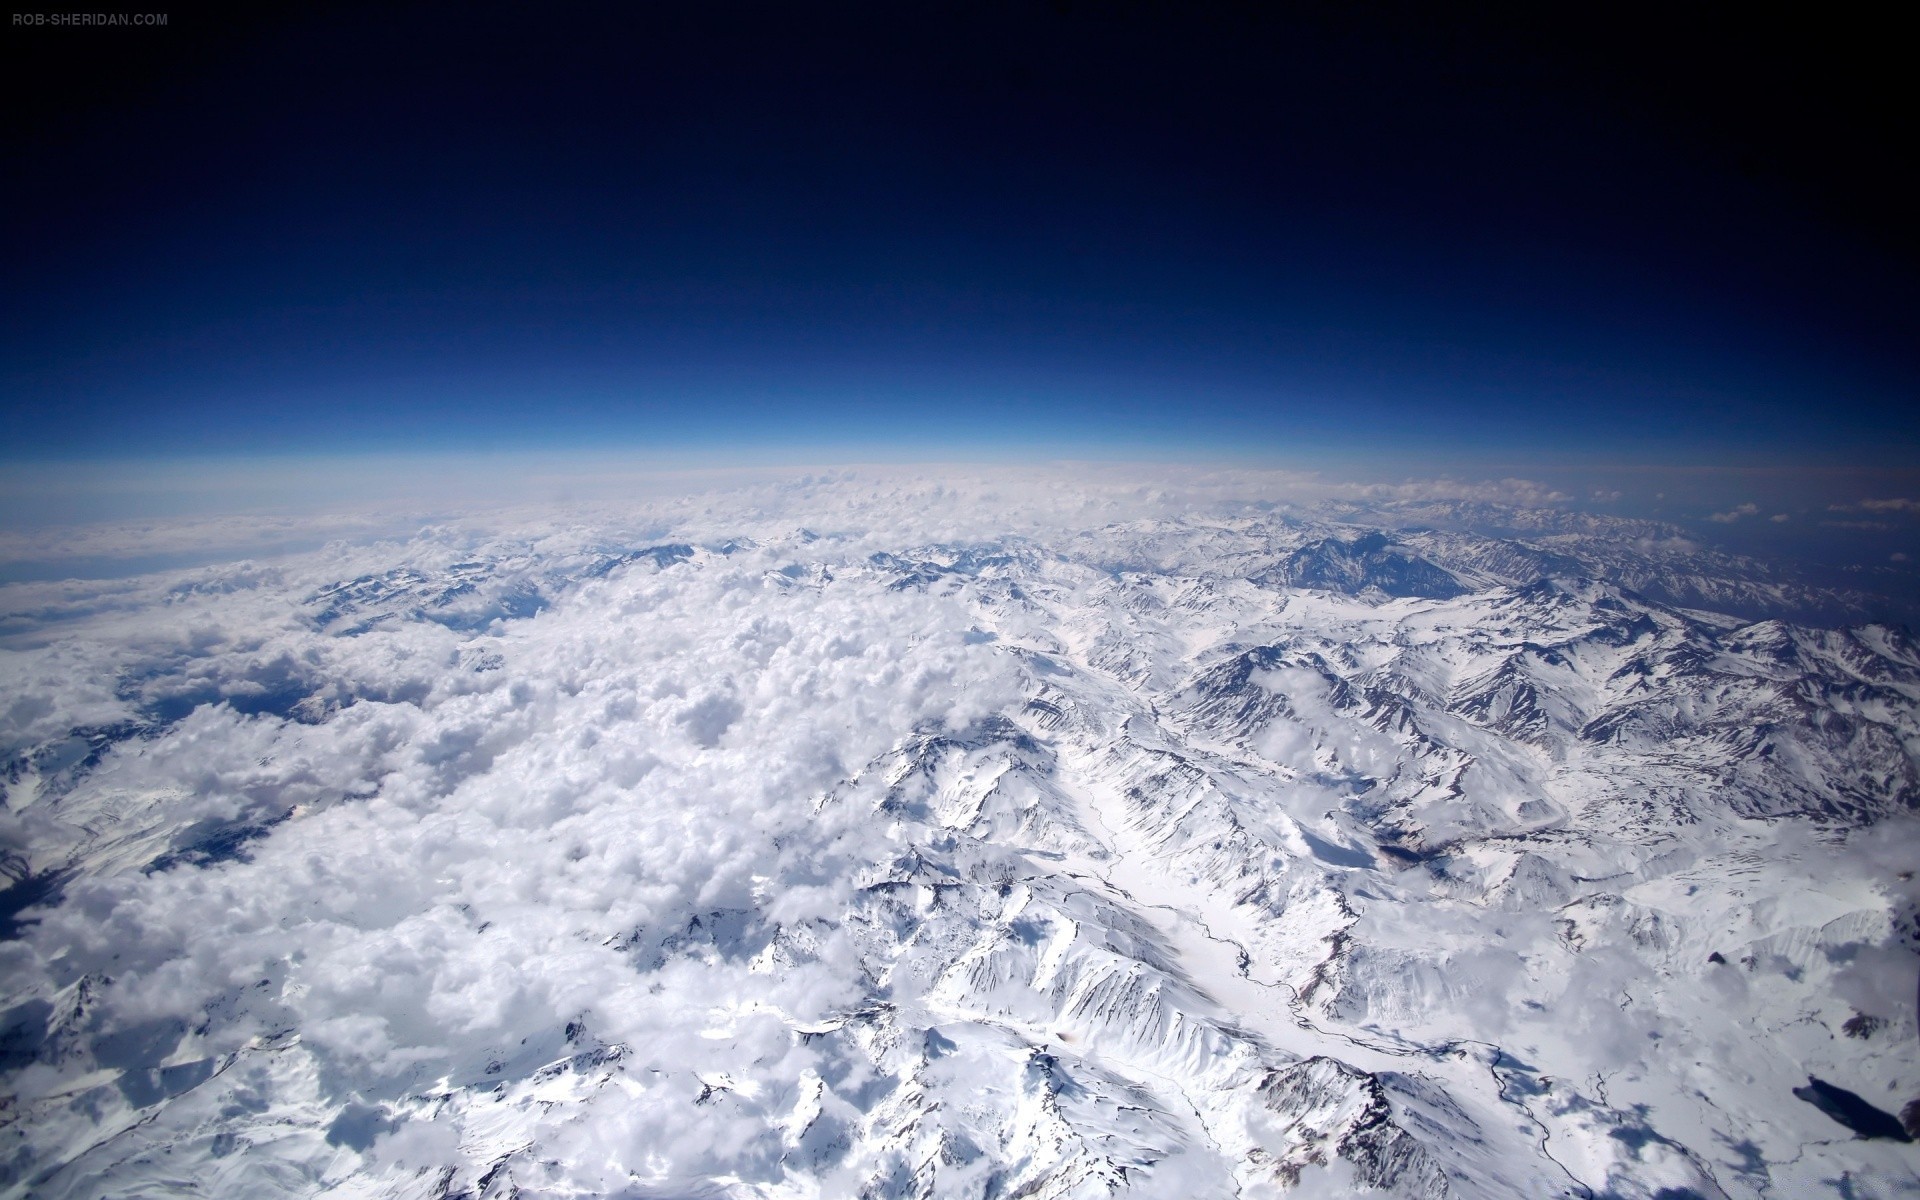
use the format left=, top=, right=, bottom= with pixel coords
left=1, top=492, right=1916, bottom=1198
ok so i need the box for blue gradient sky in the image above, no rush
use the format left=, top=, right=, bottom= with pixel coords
left=3, top=2, right=1915, bottom=469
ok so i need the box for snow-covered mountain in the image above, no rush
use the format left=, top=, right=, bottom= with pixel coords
left=2, top=474, right=1916, bottom=1198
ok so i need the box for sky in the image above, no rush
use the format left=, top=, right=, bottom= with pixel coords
left=3, top=2, right=1913, bottom=467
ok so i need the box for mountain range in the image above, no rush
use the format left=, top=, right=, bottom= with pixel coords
left=2, top=479, right=1915, bottom=1198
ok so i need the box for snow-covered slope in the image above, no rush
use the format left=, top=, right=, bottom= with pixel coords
left=2, top=477, right=1916, bottom=1198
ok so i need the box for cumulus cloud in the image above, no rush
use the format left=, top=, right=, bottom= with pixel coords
left=1708, top=502, right=1760, bottom=523
left=1, top=519, right=1043, bottom=1192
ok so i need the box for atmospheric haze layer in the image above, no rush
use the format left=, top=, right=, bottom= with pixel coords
left=1, top=467, right=1917, bottom=1199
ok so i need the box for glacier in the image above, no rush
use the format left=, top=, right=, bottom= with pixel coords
left=1, top=469, right=1916, bottom=1198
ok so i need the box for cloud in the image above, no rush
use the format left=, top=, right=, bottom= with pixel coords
left=1828, top=497, right=1920, bottom=516
left=0, top=521, right=1050, bottom=1189
left=1769, top=513, right=1790, bottom=523
left=0, top=512, right=407, bottom=573
left=0, top=463, right=1591, bottom=585
left=1345, top=476, right=1571, bottom=505
left=1708, top=502, right=1760, bottom=523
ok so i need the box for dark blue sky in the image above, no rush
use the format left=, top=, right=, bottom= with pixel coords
left=3, top=1, right=1916, bottom=465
